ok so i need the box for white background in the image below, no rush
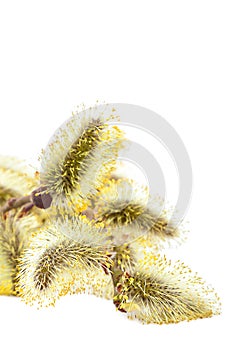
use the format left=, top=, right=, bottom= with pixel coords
left=0, top=1, right=232, bottom=349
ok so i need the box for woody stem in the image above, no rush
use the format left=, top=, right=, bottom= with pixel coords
left=0, top=195, right=32, bottom=215
left=0, top=186, right=53, bottom=216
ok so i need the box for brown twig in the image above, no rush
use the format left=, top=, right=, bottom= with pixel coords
left=18, top=203, right=35, bottom=218
left=0, top=186, right=53, bottom=216
left=0, top=195, right=32, bottom=215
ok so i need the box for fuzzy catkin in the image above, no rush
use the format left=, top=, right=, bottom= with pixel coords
left=0, top=155, right=39, bottom=204
left=16, top=217, right=112, bottom=306
left=40, top=108, right=125, bottom=212
left=0, top=156, right=46, bottom=295
left=113, top=255, right=221, bottom=324
left=94, top=178, right=184, bottom=247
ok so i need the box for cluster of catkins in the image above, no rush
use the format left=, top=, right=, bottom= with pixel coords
left=0, top=106, right=221, bottom=324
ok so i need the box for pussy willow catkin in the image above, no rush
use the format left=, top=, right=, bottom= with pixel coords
left=40, top=107, right=125, bottom=211
left=0, top=156, right=46, bottom=295
left=94, top=178, right=184, bottom=247
left=0, top=155, right=39, bottom=205
left=113, top=255, right=221, bottom=324
left=16, top=216, right=112, bottom=306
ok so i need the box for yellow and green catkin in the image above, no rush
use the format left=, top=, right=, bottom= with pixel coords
left=40, top=108, right=125, bottom=212
left=94, top=178, right=184, bottom=247
left=113, top=255, right=221, bottom=324
left=0, top=156, right=45, bottom=295
left=16, top=216, right=113, bottom=306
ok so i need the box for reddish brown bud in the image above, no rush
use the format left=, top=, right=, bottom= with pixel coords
left=31, top=187, right=53, bottom=209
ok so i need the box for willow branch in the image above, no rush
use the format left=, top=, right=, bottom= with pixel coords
left=0, top=186, right=53, bottom=216
left=0, top=195, right=32, bottom=215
